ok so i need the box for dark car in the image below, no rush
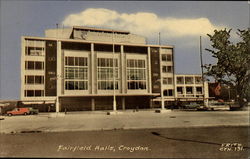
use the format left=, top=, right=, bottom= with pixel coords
left=27, top=107, right=39, bottom=115
left=181, top=103, right=200, bottom=110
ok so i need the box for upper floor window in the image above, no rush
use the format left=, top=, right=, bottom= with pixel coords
left=97, top=58, right=119, bottom=90
left=25, top=61, right=44, bottom=70
left=64, top=56, right=88, bottom=90
left=162, top=54, right=172, bottom=62
left=162, top=66, right=173, bottom=73
left=196, top=87, right=203, bottom=94
left=185, top=77, right=194, bottom=84
left=163, top=89, right=173, bottom=96
left=25, top=47, right=44, bottom=56
left=163, top=77, right=173, bottom=85
left=177, top=77, right=184, bottom=84
left=195, top=77, right=202, bottom=84
left=25, top=75, right=44, bottom=84
left=127, top=59, right=146, bottom=90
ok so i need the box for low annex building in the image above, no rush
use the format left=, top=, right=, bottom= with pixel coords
left=20, top=26, right=208, bottom=112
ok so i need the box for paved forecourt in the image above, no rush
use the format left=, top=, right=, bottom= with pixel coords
left=0, top=110, right=249, bottom=134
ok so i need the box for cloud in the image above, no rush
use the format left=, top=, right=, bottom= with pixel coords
left=62, top=8, right=225, bottom=39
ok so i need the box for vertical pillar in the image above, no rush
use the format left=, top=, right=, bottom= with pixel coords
left=159, top=47, right=165, bottom=109
left=56, top=41, right=62, bottom=113
left=91, top=43, right=95, bottom=94
left=122, top=97, right=126, bottom=110
left=147, top=47, right=152, bottom=94
left=120, top=45, right=125, bottom=94
left=91, top=98, right=95, bottom=111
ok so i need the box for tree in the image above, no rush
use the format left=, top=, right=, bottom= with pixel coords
left=205, top=29, right=250, bottom=107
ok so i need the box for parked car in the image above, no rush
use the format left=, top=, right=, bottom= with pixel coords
left=7, top=108, right=30, bottom=116
left=27, top=107, right=39, bottom=115
left=207, top=102, right=230, bottom=111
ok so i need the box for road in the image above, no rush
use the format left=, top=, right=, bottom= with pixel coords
left=0, top=126, right=249, bottom=158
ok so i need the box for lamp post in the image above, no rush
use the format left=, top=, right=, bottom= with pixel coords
left=227, top=86, right=231, bottom=102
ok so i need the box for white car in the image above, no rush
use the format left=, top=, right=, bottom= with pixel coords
left=207, top=102, right=230, bottom=111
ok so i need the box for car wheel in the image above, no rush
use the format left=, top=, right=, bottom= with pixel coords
left=8, top=113, right=12, bottom=116
left=24, top=112, right=27, bottom=116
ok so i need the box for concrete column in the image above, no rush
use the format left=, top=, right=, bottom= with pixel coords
left=147, top=47, right=152, bottom=94
left=120, top=45, right=125, bottom=94
left=91, top=43, right=95, bottom=94
left=159, top=48, right=165, bottom=109
left=91, top=98, right=95, bottom=111
left=122, top=97, right=126, bottom=110
left=56, top=41, right=62, bottom=113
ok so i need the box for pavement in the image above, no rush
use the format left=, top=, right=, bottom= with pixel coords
left=0, top=109, right=249, bottom=134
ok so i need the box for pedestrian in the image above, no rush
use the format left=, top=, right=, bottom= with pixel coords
left=64, top=108, right=67, bottom=114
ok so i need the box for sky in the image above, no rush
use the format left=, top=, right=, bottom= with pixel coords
left=0, top=1, right=249, bottom=100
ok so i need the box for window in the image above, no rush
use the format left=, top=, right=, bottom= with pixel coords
left=97, top=58, right=119, bottom=90
left=177, top=87, right=183, bottom=94
left=195, top=77, right=202, bottom=84
left=64, top=56, right=88, bottom=90
left=25, top=61, right=44, bottom=70
left=162, top=66, right=173, bottom=73
left=163, top=77, right=173, bottom=85
left=186, top=87, right=193, bottom=94
left=162, top=54, right=172, bottom=62
left=127, top=59, right=146, bottom=90
left=196, top=87, right=202, bottom=94
left=24, top=90, right=44, bottom=97
left=163, top=89, right=173, bottom=96
left=25, top=47, right=44, bottom=56
left=185, top=77, right=194, bottom=84
left=177, top=77, right=184, bottom=84
left=25, top=76, right=44, bottom=84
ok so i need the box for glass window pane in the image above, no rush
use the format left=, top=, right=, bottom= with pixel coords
left=68, top=57, right=74, bottom=66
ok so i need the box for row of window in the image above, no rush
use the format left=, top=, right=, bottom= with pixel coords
left=162, top=66, right=173, bottom=73
left=65, top=67, right=88, bottom=80
left=65, top=81, right=88, bottom=90
left=163, top=77, right=173, bottom=85
left=25, top=61, right=44, bottom=70
left=177, top=87, right=203, bottom=94
left=25, top=47, right=45, bottom=56
left=176, top=76, right=202, bottom=84
left=24, top=90, right=44, bottom=97
left=127, top=59, right=145, bottom=68
left=25, top=76, right=44, bottom=84
left=65, top=56, right=88, bottom=66
left=161, top=54, right=172, bottom=62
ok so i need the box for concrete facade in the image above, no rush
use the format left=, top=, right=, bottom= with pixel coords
left=20, top=26, right=208, bottom=112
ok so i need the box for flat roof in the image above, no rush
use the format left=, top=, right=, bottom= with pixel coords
left=73, top=26, right=130, bottom=34
left=22, top=36, right=174, bottom=48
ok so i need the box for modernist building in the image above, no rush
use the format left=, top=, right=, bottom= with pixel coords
left=20, top=26, right=208, bottom=112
